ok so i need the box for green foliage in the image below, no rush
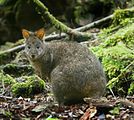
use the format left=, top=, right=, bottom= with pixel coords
left=91, top=9, right=134, bottom=96
left=11, top=75, right=45, bottom=97
left=109, top=107, right=120, bottom=115
left=92, top=44, right=134, bottom=90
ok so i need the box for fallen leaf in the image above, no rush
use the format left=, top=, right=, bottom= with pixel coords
left=79, top=108, right=91, bottom=120
left=32, top=104, right=47, bottom=112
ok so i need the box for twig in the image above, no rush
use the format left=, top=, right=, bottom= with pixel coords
left=0, top=44, right=25, bottom=55
left=109, top=88, right=116, bottom=98
left=0, top=95, right=12, bottom=102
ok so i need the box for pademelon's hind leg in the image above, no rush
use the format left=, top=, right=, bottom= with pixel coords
left=51, top=68, right=84, bottom=105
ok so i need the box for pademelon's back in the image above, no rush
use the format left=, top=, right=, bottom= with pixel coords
left=47, top=41, right=97, bottom=63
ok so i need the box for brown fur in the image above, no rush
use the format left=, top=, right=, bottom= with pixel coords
left=22, top=29, right=107, bottom=105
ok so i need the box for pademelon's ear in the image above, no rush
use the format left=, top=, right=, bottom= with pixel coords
left=35, top=28, right=45, bottom=40
left=22, top=29, right=30, bottom=39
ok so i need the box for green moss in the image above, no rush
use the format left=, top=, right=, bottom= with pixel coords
left=92, top=43, right=134, bottom=79
left=11, top=82, right=28, bottom=97
left=11, top=75, right=45, bottom=97
left=99, top=22, right=134, bottom=48
left=91, top=9, right=134, bottom=96
left=0, top=72, right=16, bottom=86
left=112, top=8, right=134, bottom=26
left=28, top=79, right=45, bottom=95
left=92, top=44, right=134, bottom=95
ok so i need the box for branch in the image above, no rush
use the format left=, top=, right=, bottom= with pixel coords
left=0, top=44, right=25, bottom=54
left=33, top=0, right=92, bottom=41
left=45, top=33, right=66, bottom=41
left=75, top=14, right=113, bottom=32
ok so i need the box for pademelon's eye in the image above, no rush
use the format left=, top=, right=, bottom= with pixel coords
left=27, top=46, right=31, bottom=49
left=36, top=46, right=40, bottom=49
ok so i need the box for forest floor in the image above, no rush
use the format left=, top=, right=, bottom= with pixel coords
left=0, top=85, right=134, bottom=120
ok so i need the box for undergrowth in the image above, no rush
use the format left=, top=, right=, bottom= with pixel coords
left=91, top=8, right=134, bottom=96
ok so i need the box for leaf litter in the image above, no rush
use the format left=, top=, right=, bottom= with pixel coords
left=0, top=83, right=134, bottom=120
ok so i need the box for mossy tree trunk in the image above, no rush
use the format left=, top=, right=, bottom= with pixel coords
left=32, top=0, right=92, bottom=41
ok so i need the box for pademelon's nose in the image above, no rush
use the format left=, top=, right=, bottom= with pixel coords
left=31, top=54, right=35, bottom=58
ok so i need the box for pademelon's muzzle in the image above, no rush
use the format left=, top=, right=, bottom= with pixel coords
left=31, top=54, right=35, bottom=59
